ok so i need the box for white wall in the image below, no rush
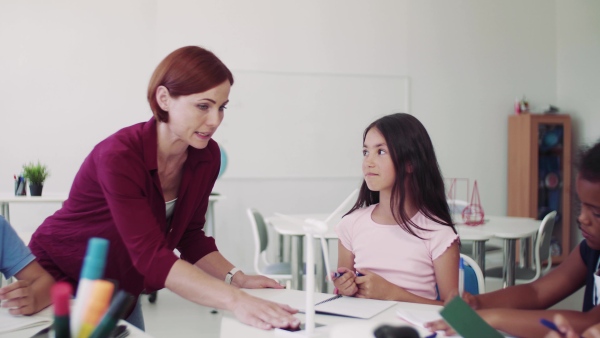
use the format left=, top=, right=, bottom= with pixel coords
left=1, top=0, right=587, bottom=273
left=556, top=1, right=600, bottom=248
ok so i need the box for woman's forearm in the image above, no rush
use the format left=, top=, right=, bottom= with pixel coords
left=165, top=259, right=241, bottom=310
left=193, top=251, right=235, bottom=281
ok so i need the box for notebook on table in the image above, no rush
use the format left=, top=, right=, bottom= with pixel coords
left=0, top=308, right=52, bottom=334
left=244, top=288, right=396, bottom=319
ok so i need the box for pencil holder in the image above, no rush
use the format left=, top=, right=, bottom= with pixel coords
left=14, top=178, right=27, bottom=196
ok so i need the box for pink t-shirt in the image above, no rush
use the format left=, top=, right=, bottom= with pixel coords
left=335, top=204, right=458, bottom=300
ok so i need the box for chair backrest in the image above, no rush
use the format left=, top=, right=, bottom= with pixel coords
left=460, top=254, right=485, bottom=295
left=247, top=208, right=269, bottom=274
left=533, top=211, right=557, bottom=279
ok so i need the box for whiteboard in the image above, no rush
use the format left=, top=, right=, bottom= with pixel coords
left=213, top=71, right=409, bottom=178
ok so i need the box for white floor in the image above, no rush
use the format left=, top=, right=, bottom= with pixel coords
left=140, top=260, right=585, bottom=338
left=141, top=290, right=223, bottom=337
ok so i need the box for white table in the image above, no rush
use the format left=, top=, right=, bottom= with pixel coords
left=266, top=214, right=338, bottom=292
left=0, top=193, right=224, bottom=239
left=0, top=194, right=68, bottom=223
left=220, top=288, right=446, bottom=338
left=1, top=306, right=153, bottom=338
left=205, top=194, right=225, bottom=238
left=268, top=213, right=541, bottom=291
left=456, top=215, right=540, bottom=287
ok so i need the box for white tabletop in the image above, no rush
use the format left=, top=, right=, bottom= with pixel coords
left=456, top=215, right=540, bottom=240
left=267, top=213, right=539, bottom=242
left=220, top=289, right=447, bottom=338
left=0, top=194, right=224, bottom=203
left=266, top=214, right=338, bottom=238
left=0, top=194, right=68, bottom=203
left=0, top=306, right=152, bottom=338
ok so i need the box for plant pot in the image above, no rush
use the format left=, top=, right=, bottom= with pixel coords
left=29, top=183, right=44, bottom=196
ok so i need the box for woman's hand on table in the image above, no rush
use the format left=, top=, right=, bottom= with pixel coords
left=231, top=292, right=300, bottom=330
left=232, top=272, right=285, bottom=289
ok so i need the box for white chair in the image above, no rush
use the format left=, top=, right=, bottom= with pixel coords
left=460, top=253, right=485, bottom=294
left=485, top=211, right=557, bottom=284
left=247, top=208, right=295, bottom=287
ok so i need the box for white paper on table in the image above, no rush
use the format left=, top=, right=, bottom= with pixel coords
left=0, top=308, right=52, bottom=334
left=244, top=289, right=395, bottom=319
left=396, top=309, right=461, bottom=338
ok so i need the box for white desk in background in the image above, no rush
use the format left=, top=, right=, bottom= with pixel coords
left=456, top=215, right=540, bottom=288
left=269, top=213, right=540, bottom=291
left=205, top=193, right=225, bottom=238
left=266, top=214, right=337, bottom=292
left=0, top=193, right=224, bottom=239
left=220, top=288, right=445, bottom=338
left=0, top=194, right=68, bottom=223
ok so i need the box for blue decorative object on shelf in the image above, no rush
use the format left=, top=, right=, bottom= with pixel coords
left=218, top=146, right=228, bottom=178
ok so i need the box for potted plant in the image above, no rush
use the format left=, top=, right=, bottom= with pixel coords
left=22, top=161, right=50, bottom=196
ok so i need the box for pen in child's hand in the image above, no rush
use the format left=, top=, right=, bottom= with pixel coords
left=539, top=318, right=582, bottom=338
left=332, top=271, right=364, bottom=278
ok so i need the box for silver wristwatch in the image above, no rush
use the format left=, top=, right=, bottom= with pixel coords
left=225, top=267, right=241, bottom=285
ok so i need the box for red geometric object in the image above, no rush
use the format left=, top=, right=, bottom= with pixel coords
left=462, top=180, right=485, bottom=226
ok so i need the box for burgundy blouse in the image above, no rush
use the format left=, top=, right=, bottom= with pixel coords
left=29, top=118, right=220, bottom=297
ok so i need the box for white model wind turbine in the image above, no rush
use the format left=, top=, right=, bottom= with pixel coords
left=274, top=189, right=359, bottom=336
left=274, top=213, right=331, bottom=336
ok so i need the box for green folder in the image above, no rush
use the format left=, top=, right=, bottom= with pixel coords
left=439, top=296, right=504, bottom=338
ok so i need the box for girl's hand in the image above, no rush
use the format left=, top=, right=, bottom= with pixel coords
left=0, top=280, right=37, bottom=315
left=233, top=273, right=284, bottom=289
left=354, top=269, right=396, bottom=300
left=332, top=267, right=358, bottom=296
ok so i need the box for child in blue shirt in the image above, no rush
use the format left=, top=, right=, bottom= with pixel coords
left=0, top=215, right=54, bottom=315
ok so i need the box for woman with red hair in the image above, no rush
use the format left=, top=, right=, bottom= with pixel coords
left=29, top=46, right=299, bottom=331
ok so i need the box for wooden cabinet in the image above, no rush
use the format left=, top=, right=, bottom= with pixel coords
left=508, top=114, right=572, bottom=264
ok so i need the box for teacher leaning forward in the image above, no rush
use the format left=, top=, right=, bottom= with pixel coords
left=29, top=46, right=300, bottom=331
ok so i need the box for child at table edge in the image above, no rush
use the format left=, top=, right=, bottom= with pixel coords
left=0, top=215, right=55, bottom=315
left=426, top=139, right=600, bottom=338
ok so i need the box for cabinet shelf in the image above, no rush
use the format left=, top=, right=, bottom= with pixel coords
left=508, top=114, right=572, bottom=264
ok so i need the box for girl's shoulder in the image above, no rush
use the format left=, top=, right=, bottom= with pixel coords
left=337, top=204, right=376, bottom=227
left=412, top=212, right=456, bottom=232
left=345, top=204, right=376, bottom=219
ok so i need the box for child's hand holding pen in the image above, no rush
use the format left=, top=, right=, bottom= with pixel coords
left=331, top=267, right=360, bottom=296
left=541, top=316, right=587, bottom=338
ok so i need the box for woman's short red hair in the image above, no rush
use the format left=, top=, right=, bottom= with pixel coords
left=147, top=46, right=234, bottom=122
